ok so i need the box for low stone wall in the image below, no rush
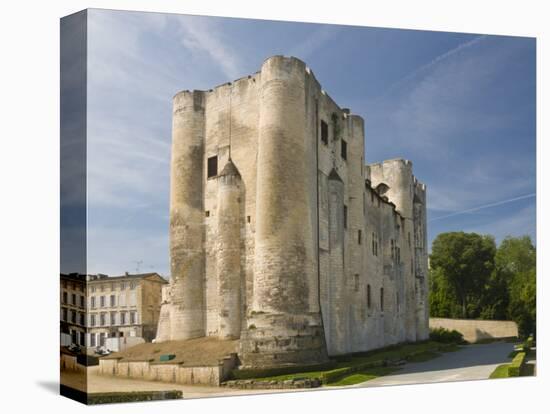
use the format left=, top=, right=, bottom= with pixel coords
left=429, top=318, right=518, bottom=343
left=98, top=353, right=238, bottom=386
left=61, top=354, right=85, bottom=373
left=223, top=378, right=321, bottom=389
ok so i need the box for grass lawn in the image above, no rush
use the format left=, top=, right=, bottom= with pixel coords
left=329, top=367, right=401, bottom=386
left=251, top=341, right=459, bottom=385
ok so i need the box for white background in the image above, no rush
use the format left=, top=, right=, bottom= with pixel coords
left=0, top=0, right=547, bottom=412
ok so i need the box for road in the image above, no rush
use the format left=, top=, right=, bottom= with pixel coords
left=356, top=341, right=515, bottom=388
left=61, top=341, right=517, bottom=399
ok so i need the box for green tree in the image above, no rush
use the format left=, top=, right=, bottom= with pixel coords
left=430, top=232, right=496, bottom=318
left=496, top=236, right=536, bottom=337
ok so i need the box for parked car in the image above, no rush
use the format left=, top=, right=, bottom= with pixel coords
left=94, top=346, right=111, bottom=356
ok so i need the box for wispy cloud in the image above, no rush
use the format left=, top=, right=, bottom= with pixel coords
left=429, top=193, right=536, bottom=222
left=173, top=16, right=243, bottom=80
left=373, top=35, right=487, bottom=103
left=289, top=25, right=341, bottom=60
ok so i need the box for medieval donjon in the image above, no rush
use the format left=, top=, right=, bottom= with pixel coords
left=156, top=56, right=429, bottom=369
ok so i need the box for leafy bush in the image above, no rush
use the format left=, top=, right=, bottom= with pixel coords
left=429, top=327, right=465, bottom=344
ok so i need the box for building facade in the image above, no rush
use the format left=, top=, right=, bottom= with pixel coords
left=156, top=55, right=429, bottom=369
left=60, top=273, right=87, bottom=347
left=87, top=273, right=168, bottom=347
left=60, top=272, right=168, bottom=350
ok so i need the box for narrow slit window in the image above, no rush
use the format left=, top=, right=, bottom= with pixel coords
left=341, top=139, right=347, bottom=160
left=320, top=120, right=328, bottom=145
left=207, top=155, right=218, bottom=178
left=358, top=229, right=362, bottom=245
left=380, top=288, right=384, bottom=311
left=354, top=274, right=359, bottom=292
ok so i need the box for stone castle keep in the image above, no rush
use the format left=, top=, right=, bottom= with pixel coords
left=156, top=55, right=429, bottom=369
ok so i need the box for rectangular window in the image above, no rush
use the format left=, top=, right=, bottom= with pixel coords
left=130, top=282, right=136, bottom=290
left=391, top=239, right=394, bottom=258
left=90, top=333, right=96, bottom=347
left=62, top=291, right=67, bottom=304
left=380, top=288, right=384, bottom=312
left=100, top=284, right=105, bottom=292
left=100, top=313, right=106, bottom=326
left=130, top=311, right=136, bottom=325
left=99, top=333, right=106, bottom=347
left=91, top=286, right=96, bottom=293
left=100, top=296, right=105, bottom=308
left=408, top=232, right=411, bottom=247
left=110, top=295, right=116, bottom=307
left=320, top=120, right=329, bottom=145
left=110, top=312, right=116, bottom=325
left=358, top=230, right=362, bottom=245
left=80, top=313, right=85, bottom=326
left=341, top=139, right=347, bottom=160
left=71, top=311, right=76, bottom=324
left=80, top=295, right=85, bottom=308
left=79, top=332, right=85, bottom=346
left=72, top=294, right=76, bottom=305
left=343, top=205, right=348, bottom=229
left=91, top=296, right=96, bottom=308
left=367, top=285, right=372, bottom=309
left=121, top=312, right=126, bottom=325
left=62, top=308, right=67, bottom=321
left=120, top=282, right=126, bottom=290
left=354, top=274, right=359, bottom=292
left=90, top=314, right=96, bottom=327
left=207, top=155, right=218, bottom=178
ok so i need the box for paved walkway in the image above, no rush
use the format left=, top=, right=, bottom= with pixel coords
left=356, top=341, right=515, bottom=388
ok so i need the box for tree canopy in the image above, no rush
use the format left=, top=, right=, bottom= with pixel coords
left=429, top=232, right=536, bottom=337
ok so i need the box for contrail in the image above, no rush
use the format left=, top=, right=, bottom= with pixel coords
left=429, top=193, right=536, bottom=222
left=372, top=34, right=487, bottom=104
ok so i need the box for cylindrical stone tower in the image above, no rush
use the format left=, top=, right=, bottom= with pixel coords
left=327, top=169, right=349, bottom=355
left=216, top=159, right=242, bottom=339
left=239, top=56, right=328, bottom=368
left=168, top=90, right=206, bottom=340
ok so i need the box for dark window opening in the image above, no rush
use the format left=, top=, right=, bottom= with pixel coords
left=247, top=215, right=251, bottom=223
left=380, top=288, right=384, bottom=311
left=358, top=230, right=362, bottom=245
left=341, top=139, right=347, bottom=160
left=320, top=120, right=328, bottom=145
left=207, top=156, right=218, bottom=178
left=205, top=210, right=210, bottom=217
left=354, top=274, right=359, bottom=292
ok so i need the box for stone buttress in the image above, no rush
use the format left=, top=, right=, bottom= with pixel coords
left=239, top=56, right=328, bottom=368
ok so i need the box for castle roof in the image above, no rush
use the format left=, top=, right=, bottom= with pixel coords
left=328, top=168, right=343, bottom=182
left=219, top=158, right=241, bottom=178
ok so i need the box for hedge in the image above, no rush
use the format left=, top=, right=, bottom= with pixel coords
left=508, top=352, right=526, bottom=377
left=231, top=360, right=337, bottom=380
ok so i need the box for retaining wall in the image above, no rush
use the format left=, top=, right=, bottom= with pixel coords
left=429, top=318, right=518, bottom=343
left=98, top=354, right=238, bottom=386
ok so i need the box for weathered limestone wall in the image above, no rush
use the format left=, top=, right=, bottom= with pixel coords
left=160, top=55, right=429, bottom=366
left=216, top=160, right=242, bottom=339
left=429, top=318, right=518, bottom=343
left=240, top=56, right=327, bottom=368
left=168, top=90, right=206, bottom=340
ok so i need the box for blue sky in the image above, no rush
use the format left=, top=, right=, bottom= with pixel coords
left=85, top=9, right=536, bottom=277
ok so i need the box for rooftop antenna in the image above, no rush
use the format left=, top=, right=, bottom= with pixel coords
left=133, top=260, right=143, bottom=273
